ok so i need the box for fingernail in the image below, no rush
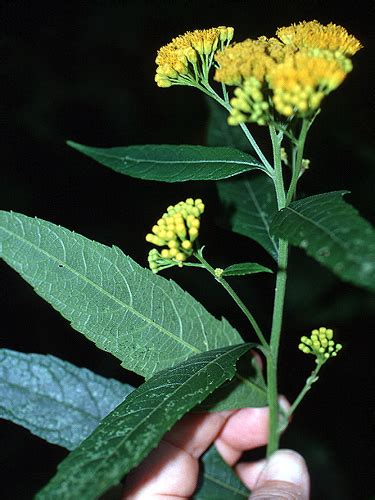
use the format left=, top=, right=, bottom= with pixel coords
left=256, top=449, right=309, bottom=488
left=278, top=395, right=290, bottom=414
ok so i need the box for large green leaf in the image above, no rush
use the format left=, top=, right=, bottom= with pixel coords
left=36, top=344, right=251, bottom=500
left=217, top=175, right=279, bottom=260
left=271, top=191, right=375, bottom=292
left=0, top=349, right=133, bottom=450
left=67, top=140, right=265, bottom=181
left=205, top=98, right=254, bottom=154
left=194, top=445, right=249, bottom=499
left=0, top=211, right=244, bottom=380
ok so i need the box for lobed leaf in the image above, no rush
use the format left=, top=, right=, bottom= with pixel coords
left=36, top=344, right=251, bottom=500
left=67, top=141, right=265, bottom=182
left=0, top=349, right=133, bottom=450
left=270, top=191, right=375, bottom=292
left=193, top=445, right=249, bottom=499
left=223, top=262, right=273, bottom=276
left=217, top=175, right=279, bottom=260
left=0, top=211, right=244, bottom=380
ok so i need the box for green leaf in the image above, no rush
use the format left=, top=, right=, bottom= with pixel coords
left=36, top=344, right=251, bottom=500
left=193, top=445, right=249, bottom=499
left=217, top=175, right=279, bottom=260
left=205, top=98, right=254, bottom=154
left=223, top=262, right=273, bottom=276
left=198, top=353, right=267, bottom=411
left=0, top=349, right=133, bottom=450
left=0, top=211, right=244, bottom=380
left=270, top=191, right=375, bottom=292
left=67, top=141, right=265, bottom=182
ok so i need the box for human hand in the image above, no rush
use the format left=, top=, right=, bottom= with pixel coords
left=122, top=404, right=310, bottom=499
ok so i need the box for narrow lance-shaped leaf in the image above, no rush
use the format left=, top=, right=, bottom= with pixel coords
left=223, top=262, right=273, bottom=276
left=36, top=344, right=251, bottom=500
left=270, top=191, right=375, bottom=292
left=0, top=211, right=244, bottom=380
left=0, top=349, right=133, bottom=450
left=67, top=141, right=266, bottom=182
left=193, top=445, right=249, bottom=499
left=217, top=175, right=279, bottom=260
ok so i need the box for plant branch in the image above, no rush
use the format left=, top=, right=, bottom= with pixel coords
left=194, top=250, right=269, bottom=350
left=201, top=83, right=273, bottom=174
left=286, top=118, right=310, bottom=205
left=287, top=362, right=323, bottom=418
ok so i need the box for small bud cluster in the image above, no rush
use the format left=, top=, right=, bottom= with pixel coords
left=155, top=27, right=234, bottom=88
left=299, top=327, right=342, bottom=364
left=146, top=198, right=204, bottom=273
left=228, top=77, right=270, bottom=126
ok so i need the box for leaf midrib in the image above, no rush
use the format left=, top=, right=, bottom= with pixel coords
left=92, top=150, right=259, bottom=167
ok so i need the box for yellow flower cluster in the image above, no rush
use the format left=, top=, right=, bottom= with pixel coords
left=214, top=20, right=362, bottom=124
left=146, top=198, right=204, bottom=272
left=155, top=27, right=234, bottom=88
left=276, top=20, right=363, bottom=56
left=299, top=327, right=342, bottom=364
left=268, top=53, right=346, bottom=116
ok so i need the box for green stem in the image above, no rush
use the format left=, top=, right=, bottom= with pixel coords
left=269, top=125, right=286, bottom=208
left=194, top=251, right=269, bottom=350
left=266, top=238, right=288, bottom=456
left=266, top=125, right=289, bottom=457
left=287, top=362, right=323, bottom=418
left=286, top=118, right=310, bottom=205
left=200, top=83, right=273, bottom=174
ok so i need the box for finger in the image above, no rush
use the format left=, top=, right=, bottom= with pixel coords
left=215, top=407, right=269, bottom=466
left=215, top=396, right=290, bottom=466
left=122, top=440, right=197, bottom=499
left=238, top=449, right=310, bottom=499
left=122, top=410, right=234, bottom=499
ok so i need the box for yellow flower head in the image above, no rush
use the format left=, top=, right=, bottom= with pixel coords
left=155, top=27, right=234, bottom=88
left=268, top=52, right=347, bottom=117
left=276, top=20, right=363, bottom=56
left=215, top=37, right=295, bottom=125
left=299, top=327, right=342, bottom=364
left=146, top=198, right=205, bottom=273
left=215, top=36, right=298, bottom=85
left=213, top=20, right=362, bottom=125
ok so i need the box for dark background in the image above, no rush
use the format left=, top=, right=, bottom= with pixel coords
left=1, top=1, right=374, bottom=498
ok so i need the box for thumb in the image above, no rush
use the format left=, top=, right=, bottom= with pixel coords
left=249, top=449, right=310, bottom=499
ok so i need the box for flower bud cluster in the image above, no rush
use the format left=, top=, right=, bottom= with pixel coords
left=298, top=327, right=342, bottom=364
left=155, top=27, right=234, bottom=88
left=146, top=198, right=204, bottom=273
